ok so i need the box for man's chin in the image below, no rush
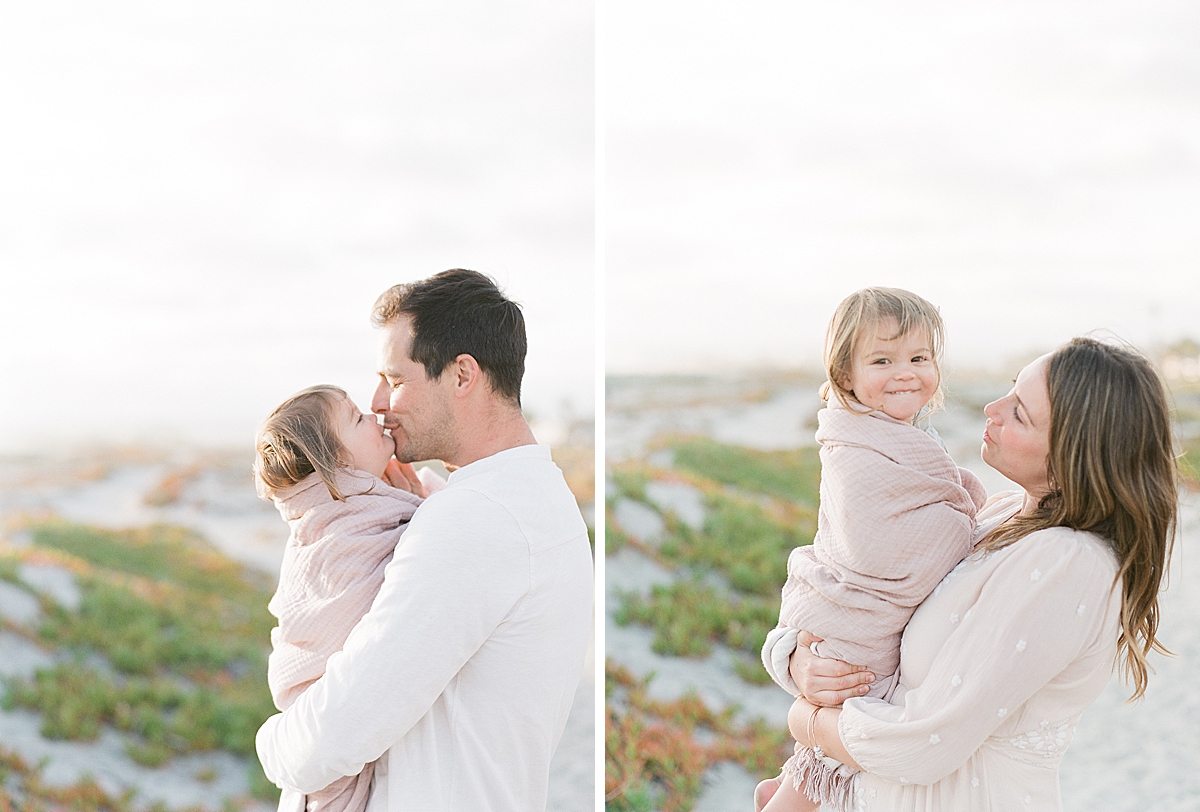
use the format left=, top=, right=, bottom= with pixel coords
left=392, top=445, right=424, bottom=465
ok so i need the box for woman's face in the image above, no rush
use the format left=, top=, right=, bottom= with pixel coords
left=982, top=354, right=1053, bottom=498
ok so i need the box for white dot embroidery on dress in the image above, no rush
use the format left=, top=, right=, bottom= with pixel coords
left=1077, top=603, right=1086, bottom=615
left=951, top=675, right=962, bottom=687
left=997, top=708, right=1008, bottom=718
left=964, top=608, right=972, bottom=621
left=1030, top=569, right=1041, bottom=581
left=971, top=777, right=980, bottom=788
left=1024, top=795, right=1032, bottom=805
left=1016, top=639, right=1027, bottom=653
left=999, top=718, right=1076, bottom=761
left=949, top=613, right=960, bottom=624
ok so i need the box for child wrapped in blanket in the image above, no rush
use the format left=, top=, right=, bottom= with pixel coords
left=756, top=288, right=987, bottom=812
left=254, top=385, right=442, bottom=812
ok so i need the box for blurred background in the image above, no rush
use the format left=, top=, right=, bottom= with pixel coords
left=0, top=3, right=594, bottom=810
left=604, top=3, right=1200, bottom=811
left=607, top=1, right=1199, bottom=376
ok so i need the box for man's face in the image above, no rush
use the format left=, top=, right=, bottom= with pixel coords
left=371, top=315, right=457, bottom=464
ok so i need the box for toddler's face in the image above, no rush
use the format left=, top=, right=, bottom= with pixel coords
left=337, top=397, right=396, bottom=479
left=842, top=318, right=938, bottom=422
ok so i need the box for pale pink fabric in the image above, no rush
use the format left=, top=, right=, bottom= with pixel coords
left=778, top=401, right=987, bottom=694
left=267, top=469, right=423, bottom=812
left=774, top=401, right=986, bottom=808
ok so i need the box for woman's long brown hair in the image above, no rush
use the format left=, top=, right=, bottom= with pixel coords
left=982, top=337, right=1177, bottom=700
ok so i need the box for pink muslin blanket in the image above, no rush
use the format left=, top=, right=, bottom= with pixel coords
left=267, top=469, right=423, bottom=812
left=779, top=400, right=987, bottom=697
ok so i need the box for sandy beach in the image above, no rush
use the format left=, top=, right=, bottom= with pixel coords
left=0, top=446, right=595, bottom=811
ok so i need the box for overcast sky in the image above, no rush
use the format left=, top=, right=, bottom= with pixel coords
left=605, top=2, right=1200, bottom=375
left=0, top=2, right=593, bottom=452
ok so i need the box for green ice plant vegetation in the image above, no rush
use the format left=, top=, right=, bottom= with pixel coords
left=657, top=493, right=812, bottom=596
left=609, top=466, right=652, bottom=503
left=1, top=521, right=280, bottom=801
left=611, top=439, right=820, bottom=685
left=1179, top=440, right=1200, bottom=489
left=614, top=579, right=779, bottom=659
left=606, top=508, right=630, bottom=554
left=668, top=437, right=821, bottom=506
left=0, top=553, right=19, bottom=584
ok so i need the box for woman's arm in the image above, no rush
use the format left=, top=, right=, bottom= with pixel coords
left=786, top=696, right=862, bottom=771
left=836, top=530, right=1120, bottom=786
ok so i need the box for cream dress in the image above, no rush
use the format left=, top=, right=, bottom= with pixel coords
left=837, top=492, right=1122, bottom=812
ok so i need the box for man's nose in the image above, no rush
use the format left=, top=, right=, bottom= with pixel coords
left=371, top=380, right=390, bottom=415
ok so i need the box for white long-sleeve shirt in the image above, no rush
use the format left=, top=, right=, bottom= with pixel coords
left=255, top=444, right=594, bottom=812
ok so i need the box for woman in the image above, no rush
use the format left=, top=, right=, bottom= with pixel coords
left=764, top=336, right=1177, bottom=811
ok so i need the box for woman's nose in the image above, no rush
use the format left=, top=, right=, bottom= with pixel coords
left=984, top=399, right=1000, bottom=420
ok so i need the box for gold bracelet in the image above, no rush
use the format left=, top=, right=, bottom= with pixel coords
left=807, top=705, right=824, bottom=760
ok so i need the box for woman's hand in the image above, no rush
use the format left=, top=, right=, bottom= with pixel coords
left=382, top=459, right=429, bottom=497
left=788, top=630, right=874, bottom=707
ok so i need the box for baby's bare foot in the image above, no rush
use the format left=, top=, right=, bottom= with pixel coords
left=754, top=777, right=781, bottom=812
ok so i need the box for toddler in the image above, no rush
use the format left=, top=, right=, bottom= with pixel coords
left=254, top=384, right=437, bottom=812
left=757, top=288, right=986, bottom=812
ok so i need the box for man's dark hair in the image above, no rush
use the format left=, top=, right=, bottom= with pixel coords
left=371, top=269, right=526, bottom=405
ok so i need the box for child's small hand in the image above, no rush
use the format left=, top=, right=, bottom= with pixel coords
left=789, top=630, right=874, bottom=707
left=383, top=459, right=429, bottom=498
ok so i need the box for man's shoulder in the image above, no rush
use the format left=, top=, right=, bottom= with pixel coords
left=413, top=459, right=586, bottom=555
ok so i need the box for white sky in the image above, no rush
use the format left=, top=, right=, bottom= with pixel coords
left=0, top=2, right=594, bottom=452
left=605, top=2, right=1200, bottom=375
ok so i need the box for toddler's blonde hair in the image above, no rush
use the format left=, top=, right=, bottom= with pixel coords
left=821, top=287, right=945, bottom=416
left=254, top=385, right=352, bottom=501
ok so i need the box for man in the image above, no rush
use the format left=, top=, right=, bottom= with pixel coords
left=256, top=269, right=594, bottom=811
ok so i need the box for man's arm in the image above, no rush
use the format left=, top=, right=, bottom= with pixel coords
left=256, top=489, right=527, bottom=793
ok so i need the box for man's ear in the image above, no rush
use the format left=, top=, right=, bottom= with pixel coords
left=450, top=354, right=482, bottom=398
